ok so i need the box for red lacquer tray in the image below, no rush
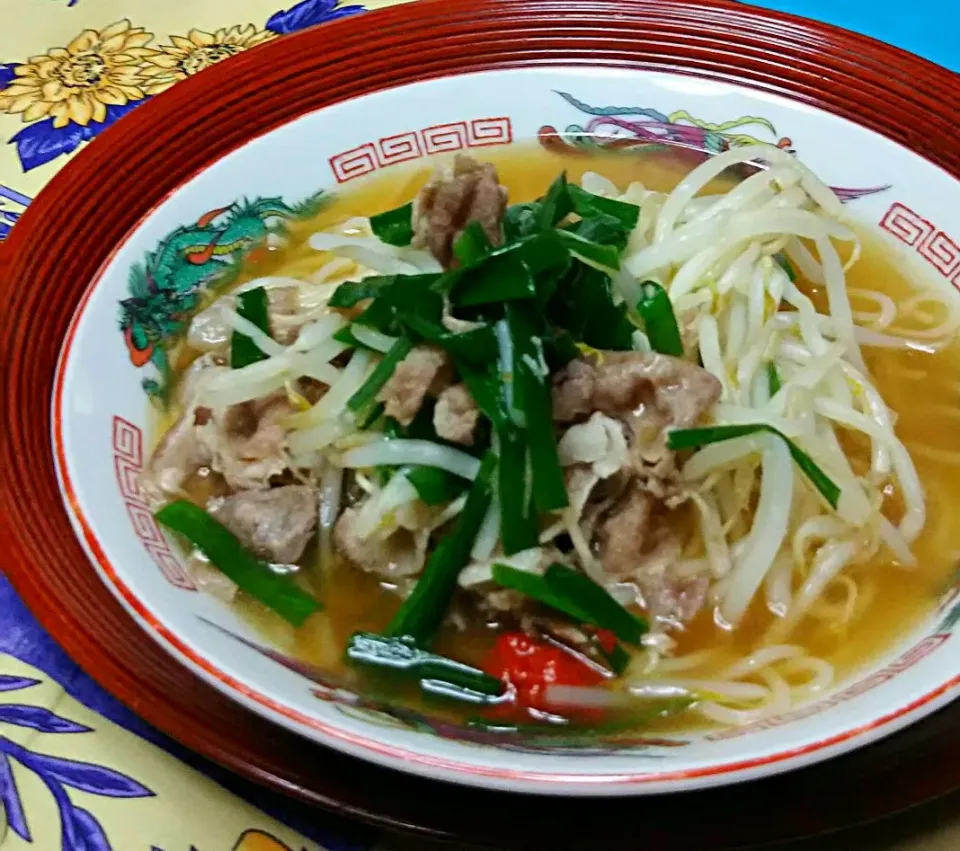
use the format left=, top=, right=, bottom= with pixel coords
left=1, top=0, right=959, bottom=846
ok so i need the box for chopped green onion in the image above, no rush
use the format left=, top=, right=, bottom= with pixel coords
left=449, top=252, right=536, bottom=307
left=405, top=466, right=468, bottom=505
left=493, top=563, right=647, bottom=646
left=330, top=274, right=439, bottom=309
left=667, top=424, right=841, bottom=509
left=502, top=202, right=540, bottom=242
left=155, top=500, right=319, bottom=627
left=458, top=362, right=509, bottom=431
left=386, top=453, right=496, bottom=643
left=497, top=427, right=538, bottom=554
left=544, top=564, right=648, bottom=645
left=333, top=325, right=363, bottom=347
left=567, top=184, right=640, bottom=229
left=345, top=633, right=503, bottom=696
left=369, top=202, right=414, bottom=247
left=492, top=563, right=591, bottom=621
left=230, top=287, right=271, bottom=368
left=537, top=171, right=574, bottom=230
left=542, top=327, right=580, bottom=368
left=505, top=304, right=568, bottom=512
left=767, top=361, right=782, bottom=396
left=563, top=213, right=630, bottom=251
left=452, top=220, right=493, bottom=266
left=346, top=335, right=414, bottom=420
left=549, top=262, right=633, bottom=352
left=597, top=639, right=631, bottom=676
left=636, top=280, right=684, bottom=356
left=556, top=229, right=622, bottom=271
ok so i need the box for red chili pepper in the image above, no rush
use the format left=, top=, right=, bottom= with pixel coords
left=483, top=632, right=605, bottom=721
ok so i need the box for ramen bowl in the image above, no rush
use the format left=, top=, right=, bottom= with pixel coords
left=4, top=0, right=960, bottom=797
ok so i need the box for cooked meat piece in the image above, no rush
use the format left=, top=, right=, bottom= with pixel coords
left=636, top=572, right=709, bottom=627
left=433, top=383, right=479, bottom=445
left=595, top=484, right=655, bottom=577
left=552, top=352, right=720, bottom=429
left=140, top=407, right=215, bottom=506
left=333, top=506, right=427, bottom=577
left=552, top=359, right=597, bottom=423
left=205, top=392, right=294, bottom=491
left=412, top=155, right=507, bottom=268
left=209, top=485, right=317, bottom=564
left=594, top=350, right=721, bottom=437
left=376, top=344, right=451, bottom=426
left=139, top=356, right=225, bottom=506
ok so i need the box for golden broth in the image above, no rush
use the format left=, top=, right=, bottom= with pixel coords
left=166, top=145, right=960, bottom=732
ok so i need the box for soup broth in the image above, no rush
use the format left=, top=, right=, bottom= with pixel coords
left=156, top=144, right=960, bottom=734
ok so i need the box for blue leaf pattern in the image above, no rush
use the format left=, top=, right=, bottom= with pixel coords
left=266, top=0, right=366, bottom=34
left=0, top=63, right=17, bottom=91
left=9, top=99, right=148, bottom=172
left=0, top=703, right=92, bottom=734
left=24, top=751, right=154, bottom=798
left=65, top=806, right=113, bottom=851
left=0, top=674, right=40, bottom=692
left=0, top=752, right=30, bottom=841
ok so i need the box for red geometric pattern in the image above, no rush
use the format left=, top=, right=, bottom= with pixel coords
left=328, top=116, right=512, bottom=184
left=705, top=633, right=949, bottom=742
left=111, top=416, right=195, bottom=590
left=879, top=202, right=960, bottom=286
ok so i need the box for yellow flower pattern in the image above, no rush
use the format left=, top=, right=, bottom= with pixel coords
left=141, top=25, right=277, bottom=94
left=0, top=20, right=156, bottom=128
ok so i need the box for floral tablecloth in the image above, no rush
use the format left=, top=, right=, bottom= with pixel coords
left=0, top=1, right=956, bottom=849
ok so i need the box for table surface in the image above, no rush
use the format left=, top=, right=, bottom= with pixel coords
left=0, top=1, right=956, bottom=849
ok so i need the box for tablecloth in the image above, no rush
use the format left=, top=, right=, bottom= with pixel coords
left=0, top=1, right=956, bottom=849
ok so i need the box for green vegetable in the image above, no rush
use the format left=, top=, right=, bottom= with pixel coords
left=502, top=202, right=540, bottom=242
left=329, top=274, right=439, bottom=309
left=767, top=361, right=782, bottom=396
left=497, top=427, right=538, bottom=555
left=556, top=229, right=622, bottom=271
left=155, top=500, right=319, bottom=627
left=405, top=466, right=468, bottom=505
left=386, top=453, right=497, bottom=642
left=667, top=424, right=842, bottom=509
left=548, top=262, right=634, bottom=351
left=458, top=362, right=509, bottom=430
left=506, top=305, right=568, bottom=512
left=369, top=202, right=414, bottom=247
left=597, top=639, right=631, bottom=676
left=542, top=327, right=580, bottom=368
left=567, top=184, right=640, bottom=229
left=452, top=220, right=493, bottom=266
left=450, top=253, right=536, bottom=307
left=230, top=287, right=271, bottom=369
left=346, top=335, right=414, bottom=421
left=636, top=280, right=684, bottom=356
left=543, top=564, right=648, bottom=645
left=562, top=214, right=630, bottom=251
left=345, top=632, right=503, bottom=696
left=537, top=171, right=574, bottom=230
left=492, top=563, right=648, bottom=646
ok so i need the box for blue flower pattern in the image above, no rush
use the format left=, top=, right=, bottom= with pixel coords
left=0, top=674, right=154, bottom=848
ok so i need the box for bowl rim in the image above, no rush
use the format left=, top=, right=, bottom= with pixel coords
left=3, top=0, right=960, bottom=799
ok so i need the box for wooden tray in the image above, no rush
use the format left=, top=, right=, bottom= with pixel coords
left=1, top=1, right=958, bottom=846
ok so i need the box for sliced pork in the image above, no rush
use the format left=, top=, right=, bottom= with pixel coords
left=210, top=485, right=318, bottom=564
left=412, top=154, right=507, bottom=268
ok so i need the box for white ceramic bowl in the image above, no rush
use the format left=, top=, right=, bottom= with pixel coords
left=53, top=65, right=960, bottom=795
